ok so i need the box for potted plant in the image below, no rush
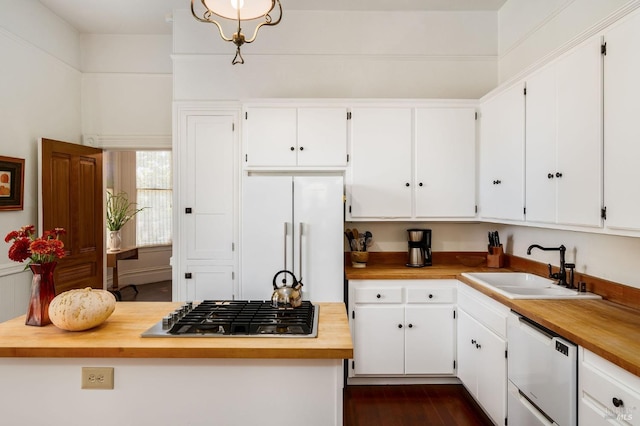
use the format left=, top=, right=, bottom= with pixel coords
left=106, top=191, right=145, bottom=251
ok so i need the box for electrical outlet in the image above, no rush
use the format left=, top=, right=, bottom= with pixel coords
left=81, top=367, right=114, bottom=390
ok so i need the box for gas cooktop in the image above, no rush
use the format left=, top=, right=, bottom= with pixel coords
left=141, top=300, right=319, bottom=338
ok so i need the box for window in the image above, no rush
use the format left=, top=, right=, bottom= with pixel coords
left=136, top=151, right=172, bottom=246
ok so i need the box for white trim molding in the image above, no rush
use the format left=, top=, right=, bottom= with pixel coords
left=83, top=134, right=172, bottom=150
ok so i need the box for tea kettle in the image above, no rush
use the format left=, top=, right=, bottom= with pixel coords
left=271, top=270, right=303, bottom=308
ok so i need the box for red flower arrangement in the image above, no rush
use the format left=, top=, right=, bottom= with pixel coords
left=5, top=225, right=66, bottom=266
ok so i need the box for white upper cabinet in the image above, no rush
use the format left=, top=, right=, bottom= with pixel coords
left=243, top=106, right=348, bottom=169
left=415, top=107, right=476, bottom=218
left=525, top=36, right=603, bottom=227
left=479, top=83, right=526, bottom=221
left=603, top=10, right=640, bottom=232
left=349, top=105, right=476, bottom=220
left=349, top=107, right=413, bottom=219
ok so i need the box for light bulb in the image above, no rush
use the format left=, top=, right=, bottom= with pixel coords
left=230, top=0, right=244, bottom=10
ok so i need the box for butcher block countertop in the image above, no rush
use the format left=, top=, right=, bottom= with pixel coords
left=0, top=302, right=353, bottom=360
left=346, top=252, right=640, bottom=377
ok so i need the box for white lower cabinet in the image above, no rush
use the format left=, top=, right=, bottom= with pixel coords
left=457, top=284, right=509, bottom=426
left=348, top=280, right=456, bottom=378
left=579, top=347, right=640, bottom=425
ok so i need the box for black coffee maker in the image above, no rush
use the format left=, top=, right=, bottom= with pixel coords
left=406, top=229, right=432, bottom=267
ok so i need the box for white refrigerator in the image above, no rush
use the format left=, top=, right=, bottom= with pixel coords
left=241, top=175, right=344, bottom=302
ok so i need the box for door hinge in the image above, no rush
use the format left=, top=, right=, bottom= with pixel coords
left=475, top=205, right=478, bottom=214
left=347, top=154, right=350, bottom=163
left=453, top=360, right=456, bottom=370
left=523, top=87, right=527, bottom=96
left=232, top=242, right=235, bottom=251
left=245, top=111, right=248, bottom=119
left=601, top=206, right=607, bottom=220
left=245, top=154, right=248, bottom=162
left=351, top=360, right=355, bottom=370
left=453, top=310, right=456, bottom=319
left=347, top=111, right=352, bottom=120
left=601, top=42, right=607, bottom=56
left=505, top=417, right=508, bottom=426
left=524, top=207, right=526, bottom=215
left=232, top=271, right=235, bottom=280
left=185, top=272, right=192, bottom=279
left=352, top=310, right=355, bottom=319
left=475, top=111, right=478, bottom=120
left=505, top=349, right=508, bottom=359
left=349, top=205, right=352, bottom=213
left=232, top=122, right=235, bottom=131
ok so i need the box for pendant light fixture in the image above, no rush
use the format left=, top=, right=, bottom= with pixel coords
left=191, top=0, right=283, bottom=65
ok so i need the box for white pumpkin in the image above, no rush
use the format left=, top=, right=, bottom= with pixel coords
left=49, top=287, right=116, bottom=331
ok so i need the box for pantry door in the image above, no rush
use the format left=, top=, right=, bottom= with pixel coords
left=39, top=138, right=104, bottom=294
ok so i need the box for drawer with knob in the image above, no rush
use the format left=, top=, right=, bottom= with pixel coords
left=579, top=347, right=640, bottom=425
left=354, top=287, right=402, bottom=304
left=406, top=287, right=455, bottom=304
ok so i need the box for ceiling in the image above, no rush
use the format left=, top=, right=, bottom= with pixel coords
left=38, top=0, right=508, bottom=35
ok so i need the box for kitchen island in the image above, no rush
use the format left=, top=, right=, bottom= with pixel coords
left=0, top=302, right=353, bottom=426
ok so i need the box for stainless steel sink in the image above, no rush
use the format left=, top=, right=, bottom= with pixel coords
left=461, top=272, right=602, bottom=300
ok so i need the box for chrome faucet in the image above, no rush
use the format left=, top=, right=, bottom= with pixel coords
left=526, top=244, right=572, bottom=287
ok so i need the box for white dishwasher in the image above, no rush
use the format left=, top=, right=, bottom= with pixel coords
left=507, top=312, right=577, bottom=426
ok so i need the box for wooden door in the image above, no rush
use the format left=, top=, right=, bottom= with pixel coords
left=39, top=138, right=103, bottom=294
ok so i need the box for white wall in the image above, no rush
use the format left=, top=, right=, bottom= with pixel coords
left=173, top=9, right=499, bottom=100
left=498, top=0, right=631, bottom=83
left=0, top=0, right=82, bottom=322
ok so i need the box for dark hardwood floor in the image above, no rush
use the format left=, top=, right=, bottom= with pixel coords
left=344, top=384, right=494, bottom=426
left=132, top=283, right=494, bottom=425
left=116, top=280, right=172, bottom=301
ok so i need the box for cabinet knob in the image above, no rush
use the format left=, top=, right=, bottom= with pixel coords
left=299, top=146, right=304, bottom=151
left=428, top=294, right=433, bottom=299
left=612, top=397, right=624, bottom=408
left=547, top=173, right=554, bottom=179
left=493, top=180, right=502, bottom=185
left=471, top=339, right=476, bottom=345
left=290, top=146, right=295, bottom=151
left=398, top=324, right=403, bottom=329
left=405, top=183, right=410, bottom=187
left=376, top=294, right=381, bottom=299
left=418, top=182, right=423, bottom=187
left=408, top=324, right=413, bottom=328
left=476, top=343, right=481, bottom=349
left=556, top=172, right=563, bottom=178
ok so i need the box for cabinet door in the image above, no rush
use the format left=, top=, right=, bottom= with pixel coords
left=415, top=108, right=476, bottom=218
left=476, top=321, right=507, bottom=426
left=526, top=37, right=603, bottom=227
left=405, top=305, right=456, bottom=375
left=350, top=107, right=412, bottom=218
left=555, top=37, right=603, bottom=227
left=354, top=305, right=405, bottom=375
left=241, top=176, right=293, bottom=300
left=184, top=115, right=235, bottom=262
left=457, top=309, right=479, bottom=397
left=525, top=65, right=558, bottom=224
left=244, top=107, right=297, bottom=167
left=184, top=266, right=234, bottom=301
left=604, top=11, right=640, bottom=231
left=297, top=107, right=347, bottom=167
left=479, top=84, right=526, bottom=221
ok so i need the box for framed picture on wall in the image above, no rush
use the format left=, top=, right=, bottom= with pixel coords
left=0, top=156, right=25, bottom=211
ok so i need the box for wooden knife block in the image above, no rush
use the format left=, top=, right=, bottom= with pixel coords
left=487, top=245, right=504, bottom=268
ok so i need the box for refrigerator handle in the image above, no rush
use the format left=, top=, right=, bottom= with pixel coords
left=298, top=222, right=304, bottom=282
left=283, top=222, right=289, bottom=271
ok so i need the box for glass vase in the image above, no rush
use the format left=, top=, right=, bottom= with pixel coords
left=25, top=262, right=57, bottom=327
